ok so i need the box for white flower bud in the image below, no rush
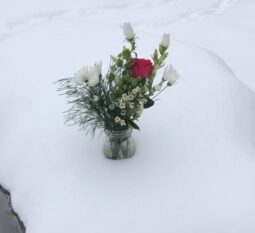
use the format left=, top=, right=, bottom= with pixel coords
left=160, top=33, right=170, bottom=48
left=123, top=22, right=135, bottom=39
left=163, top=64, right=180, bottom=85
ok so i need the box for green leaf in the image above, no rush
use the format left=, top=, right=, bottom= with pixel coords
left=144, top=97, right=154, bottom=108
left=158, top=54, right=167, bottom=65
left=111, top=55, right=117, bottom=63
left=153, top=49, right=159, bottom=62
left=122, top=48, right=131, bottom=60
left=127, top=119, right=140, bottom=130
left=116, top=59, right=123, bottom=67
left=159, top=45, right=167, bottom=55
left=108, top=72, right=115, bottom=81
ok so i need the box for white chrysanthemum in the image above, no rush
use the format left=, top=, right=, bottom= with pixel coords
left=122, top=22, right=135, bottom=39
left=153, top=84, right=162, bottom=92
left=74, top=67, right=89, bottom=82
left=160, top=33, right=170, bottom=48
left=87, top=68, right=99, bottom=87
left=163, top=65, right=180, bottom=85
left=74, top=62, right=101, bottom=86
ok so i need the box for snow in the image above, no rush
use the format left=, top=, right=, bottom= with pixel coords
left=0, top=0, right=255, bottom=233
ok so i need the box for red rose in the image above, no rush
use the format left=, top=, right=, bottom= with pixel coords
left=131, top=58, right=154, bottom=78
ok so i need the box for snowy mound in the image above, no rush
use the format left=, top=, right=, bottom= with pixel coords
left=0, top=1, right=255, bottom=233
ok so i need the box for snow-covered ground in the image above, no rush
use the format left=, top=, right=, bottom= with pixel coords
left=0, top=1, right=255, bottom=233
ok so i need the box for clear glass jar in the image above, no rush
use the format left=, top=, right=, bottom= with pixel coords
left=104, top=128, right=135, bottom=160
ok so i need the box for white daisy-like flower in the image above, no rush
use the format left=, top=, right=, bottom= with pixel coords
left=163, top=64, right=180, bottom=85
left=132, top=86, right=140, bottom=95
left=115, top=117, right=121, bottom=123
left=109, top=104, right=115, bottom=110
left=122, top=22, right=135, bottom=39
left=93, top=95, right=99, bottom=102
left=74, top=67, right=89, bottom=82
left=160, top=33, right=170, bottom=48
left=87, top=68, right=99, bottom=87
left=128, top=95, right=134, bottom=101
left=74, top=62, right=101, bottom=86
left=120, top=120, right=126, bottom=126
left=139, top=99, right=146, bottom=105
left=121, top=110, right=126, bottom=116
left=122, top=94, right=128, bottom=101
left=129, top=102, right=135, bottom=109
left=119, top=102, right=125, bottom=109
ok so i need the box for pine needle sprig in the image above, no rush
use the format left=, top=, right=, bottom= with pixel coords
left=56, top=78, right=112, bottom=136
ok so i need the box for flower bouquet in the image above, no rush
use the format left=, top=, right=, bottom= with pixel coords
left=57, top=22, right=180, bottom=160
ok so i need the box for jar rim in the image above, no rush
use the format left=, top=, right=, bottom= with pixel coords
left=105, top=127, right=132, bottom=136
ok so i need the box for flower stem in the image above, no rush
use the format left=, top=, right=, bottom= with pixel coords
left=152, top=85, right=168, bottom=100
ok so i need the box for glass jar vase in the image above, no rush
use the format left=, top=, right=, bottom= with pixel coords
left=104, top=128, right=135, bottom=160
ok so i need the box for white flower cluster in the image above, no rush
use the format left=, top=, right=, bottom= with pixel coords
left=74, top=61, right=102, bottom=86
left=121, top=87, right=146, bottom=114
left=115, top=116, right=126, bottom=126
left=111, top=86, right=148, bottom=127
left=57, top=22, right=180, bottom=136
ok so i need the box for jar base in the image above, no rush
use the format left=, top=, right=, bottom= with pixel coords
left=103, top=128, right=136, bottom=160
left=104, top=144, right=135, bottom=160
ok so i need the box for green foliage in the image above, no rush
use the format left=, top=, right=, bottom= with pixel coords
left=57, top=33, right=170, bottom=136
left=148, top=44, right=169, bottom=94
left=144, top=97, right=154, bottom=109
left=127, top=119, right=140, bottom=130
